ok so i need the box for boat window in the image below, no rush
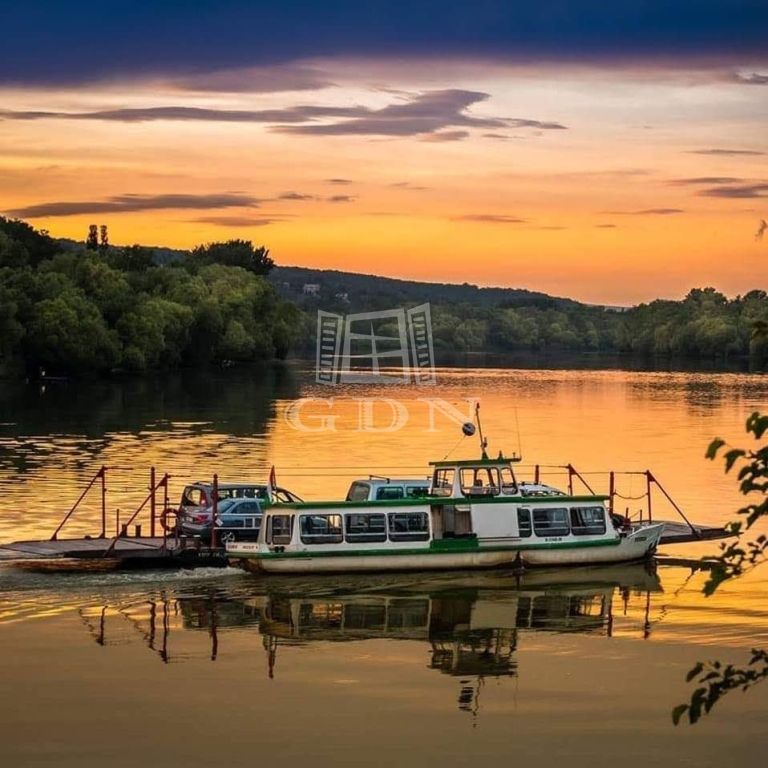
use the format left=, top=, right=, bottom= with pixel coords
left=570, top=506, right=606, bottom=536
left=460, top=467, right=500, bottom=497
left=532, top=507, right=570, bottom=537
left=431, top=469, right=455, bottom=497
left=406, top=485, right=429, bottom=498
left=376, top=486, right=404, bottom=500
left=300, top=514, right=343, bottom=544
left=268, top=514, right=293, bottom=545
left=500, top=466, right=518, bottom=495
left=346, top=482, right=371, bottom=502
left=388, top=512, right=430, bottom=541
left=517, top=509, right=532, bottom=538
left=345, top=513, right=387, bottom=543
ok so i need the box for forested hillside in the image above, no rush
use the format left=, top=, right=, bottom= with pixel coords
left=1, top=217, right=766, bottom=377
left=0, top=218, right=301, bottom=376
left=275, top=265, right=768, bottom=364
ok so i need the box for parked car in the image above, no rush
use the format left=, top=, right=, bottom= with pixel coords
left=345, top=477, right=430, bottom=502
left=171, top=481, right=303, bottom=536
left=178, top=481, right=302, bottom=515
left=179, top=497, right=266, bottom=543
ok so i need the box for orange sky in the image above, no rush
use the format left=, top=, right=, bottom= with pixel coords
left=1, top=59, right=766, bottom=305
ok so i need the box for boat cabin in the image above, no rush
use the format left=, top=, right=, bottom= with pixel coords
left=429, top=456, right=521, bottom=499
left=244, top=454, right=613, bottom=553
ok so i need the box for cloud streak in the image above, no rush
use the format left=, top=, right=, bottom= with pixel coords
left=192, top=215, right=286, bottom=227
left=0, top=90, right=565, bottom=141
left=686, top=148, right=765, bottom=156
left=670, top=176, right=745, bottom=185
left=603, top=208, right=685, bottom=215
left=451, top=214, right=526, bottom=224
left=8, top=193, right=259, bottom=218
left=697, top=183, right=768, bottom=199
left=271, top=90, right=567, bottom=137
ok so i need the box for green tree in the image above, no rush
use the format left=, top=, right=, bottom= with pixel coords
left=86, top=225, right=99, bottom=251
left=190, top=240, right=274, bottom=275
left=673, top=411, right=768, bottom=725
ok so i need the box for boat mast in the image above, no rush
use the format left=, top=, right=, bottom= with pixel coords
left=475, top=403, right=489, bottom=459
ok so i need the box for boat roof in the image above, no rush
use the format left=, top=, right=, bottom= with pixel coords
left=429, top=456, right=522, bottom=468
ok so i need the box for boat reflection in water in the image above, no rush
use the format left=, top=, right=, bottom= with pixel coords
left=78, top=564, right=661, bottom=713
left=257, top=565, right=661, bottom=712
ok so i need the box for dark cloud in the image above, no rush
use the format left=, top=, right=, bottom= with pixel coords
left=0, top=2, right=764, bottom=87
left=603, top=208, right=685, bottom=215
left=483, top=133, right=512, bottom=140
left=687, top=148, right=765, bottom=156
left=451, top=214, right=526, bottom=224
left=8, top=193, right=258, bottom=218
left=0, top=91, right=562, bottom=141
left=328, top=195, right=356, bottom=203
left=272, top=89, right=564, bottom=138
left=595, top=224, right=617, bottom=228
left=0, top=105, right=366, bottom=124
left=671, top=176, right=745, bottom=185
left=277, top=192, right=315, bottom=201
left=390, top=182, right=428, bottom=190
left=697, top=183, right=768, bottom=198
left=325, top=178, right=353, bottom=185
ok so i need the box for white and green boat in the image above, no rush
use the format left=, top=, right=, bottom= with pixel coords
left=226, top=438, right=664, bottom=575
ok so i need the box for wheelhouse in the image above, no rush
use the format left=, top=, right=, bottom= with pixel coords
left=429, top=456, right=522, bottom=499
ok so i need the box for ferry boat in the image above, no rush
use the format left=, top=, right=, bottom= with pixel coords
left=226, top=416, right=665, bottom=574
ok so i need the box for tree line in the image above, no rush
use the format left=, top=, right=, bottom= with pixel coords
left=1, top=216, right=766, bottom=377
left=0, top=217, right=300, bottom=376
left=285, top=273, right=768, bottom=366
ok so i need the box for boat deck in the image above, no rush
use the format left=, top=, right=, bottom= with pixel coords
left=0, top=535, right=226, bottom=567
left=0, top=520, right=729, bottom=569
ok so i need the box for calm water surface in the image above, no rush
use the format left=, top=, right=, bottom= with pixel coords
left=0, top=366, right=767, bottom=766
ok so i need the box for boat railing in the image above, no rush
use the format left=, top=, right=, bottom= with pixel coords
left=49, top=465, right=174, bottom=544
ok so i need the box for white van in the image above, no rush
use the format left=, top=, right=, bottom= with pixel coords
left=345, top=476, right=430, bottom=502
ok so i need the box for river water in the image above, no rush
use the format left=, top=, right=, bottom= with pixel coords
left=0, top=365, right=767, bottom=766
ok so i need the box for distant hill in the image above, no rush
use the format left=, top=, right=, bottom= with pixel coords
left=269, top=265, right=582, bottom=311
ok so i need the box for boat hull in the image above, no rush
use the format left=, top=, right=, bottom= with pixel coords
left=229, top=523, right=664, bottom=574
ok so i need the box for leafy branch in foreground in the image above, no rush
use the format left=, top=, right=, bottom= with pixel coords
left=673, top=411, right=768, bottom=725
left=672, top=650, right=768, bottom=725
left=702, top=412, right=768, bottom=596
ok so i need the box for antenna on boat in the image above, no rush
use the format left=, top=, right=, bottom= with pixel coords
left=474, top=403, right=488, bottom=459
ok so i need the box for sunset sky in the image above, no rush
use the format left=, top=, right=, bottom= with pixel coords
left=1, top=1, right=766, bottom=305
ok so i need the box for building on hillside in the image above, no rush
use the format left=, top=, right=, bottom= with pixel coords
left=303, top=283, right=320, bottom=295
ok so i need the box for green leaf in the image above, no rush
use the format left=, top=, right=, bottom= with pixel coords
left=706, top=438, right=726, bottom=460
left=686, top=662, right=705, bottom=682
left=672, top=704, right=689, bottom=726
left=724, top=449, right=746, bottom=473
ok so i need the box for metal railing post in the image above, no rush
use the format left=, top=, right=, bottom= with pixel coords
left=608, top=471, right=615, bottom=516
left=150, top=466, right=156, bottom=538
left=211, top=474, right=219, bottom=549
left=51, top=465, right=106, bottom=540
left=100, top=466, right=107, bottom=538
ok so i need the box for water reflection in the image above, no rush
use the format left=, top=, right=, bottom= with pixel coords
left=72, top=564, right=660, bottom=716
